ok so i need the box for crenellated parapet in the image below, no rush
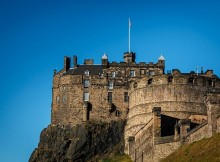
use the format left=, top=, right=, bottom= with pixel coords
left=125, top=69, right=220, bottom=161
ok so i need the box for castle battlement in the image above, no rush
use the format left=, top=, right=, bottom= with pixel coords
left=51, top=52, right=220, bottom=162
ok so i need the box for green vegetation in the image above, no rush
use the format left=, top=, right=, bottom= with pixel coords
left=101, top=153, right=132, bottom=162
left=161, top=133, right=220, bottom=162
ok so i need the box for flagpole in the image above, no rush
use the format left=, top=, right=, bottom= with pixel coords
left=128, top=18, right=131, bottom=53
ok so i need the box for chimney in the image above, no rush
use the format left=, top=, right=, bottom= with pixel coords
left=84, top=59, right=94, bottom=65
left=73, top=55, right=77, bottom=68
left=64, top=56, right=71, bottom=72
left=123, top=52, right=136, bottom=63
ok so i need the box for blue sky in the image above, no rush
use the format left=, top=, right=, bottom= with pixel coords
left=0, top=0, right=220, bottom=161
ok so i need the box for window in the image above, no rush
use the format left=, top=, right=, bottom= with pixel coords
left=111, top=71, right=116, bottom=78
left=84, top=79, right=90, bottom=88
left=208, top=80, right=215, bottom=87
left=56, top=96, right=60, bottom=103
left=84, top=70, right=89, bottom=76
left=134, top=82, right=138, bottom=88
left=62, top=95, right=67, bottom=103
left=130, top=70, right=135, bottom=77
left=109, top=81, right=114, bottom=89
left=148, top=79, right=153, bottom=85
left=124, top=92, right=129, bottom=102
left=149, top=70, right=155, bottom=76
left=141, top=69, right=145, bottom=75
left=108, top=92, right=112, bottom=102
left=168, top=76, right=173, bottom=83
left=83, top=92, right=89, bottom=101
left=188, top=77, right=195, bottom=84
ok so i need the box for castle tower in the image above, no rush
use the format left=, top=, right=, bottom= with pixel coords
left=123, top=52, right=135, bottom=63
left=158, top=54, right=165, bottom=74
left=101, top=53, right=108, bottom=67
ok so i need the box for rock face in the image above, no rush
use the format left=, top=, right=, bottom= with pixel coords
left=29, top=120, right=125, bottom=162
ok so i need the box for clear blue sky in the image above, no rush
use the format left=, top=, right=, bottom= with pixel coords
left=0, top=0, right=220, bottom=161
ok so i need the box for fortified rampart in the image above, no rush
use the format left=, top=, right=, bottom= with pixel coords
left=51, top=51, right=220, bottom=162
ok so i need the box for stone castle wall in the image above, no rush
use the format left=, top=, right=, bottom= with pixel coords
left=52, top=72, right=129, bottom=125
left=185, top=121, right=209, bottom=143
left=51, top=54, right=164, bottom=126
left=125, top=75, right=217, bottom=141
left=51, top=54, right=220, bottom=162
left=125, top=74, right=220, bottom=161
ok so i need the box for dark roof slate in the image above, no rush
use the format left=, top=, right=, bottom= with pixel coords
left=64, top=65, right=103, bottom=75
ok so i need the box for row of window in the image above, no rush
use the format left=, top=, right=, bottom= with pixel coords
left=84, top=79, right=114, bottom=89
left=83, top=92, right=129, bottom=102
left=83, top=70, right=155, bottom=77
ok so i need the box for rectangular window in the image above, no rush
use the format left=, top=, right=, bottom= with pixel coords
left=109, top=81, right=114, bottom=89
left=62, top=95, right=67, bottom=103
left=149, top=70, right=155, bottom=76
left=124, top=92, right=129, bottom=102
left=130, top=70, right=135, bottom=77
left=141, top=69, right=145, bottom=75
left=111, top=71, right=116, bottom=78
left=108, top=92, right=112, bottom=102
left=83, top=92, right=89, bottom=101
left=84, top=79, right=90, bottom=88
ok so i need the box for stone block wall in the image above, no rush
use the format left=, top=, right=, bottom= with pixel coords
left=185, top=121, right=209, bottom=143
left=217, top=117, right=220, bottom=133
left=125, top=74, right=220, bottom=162
left=153, top=142, right=180, bottom=162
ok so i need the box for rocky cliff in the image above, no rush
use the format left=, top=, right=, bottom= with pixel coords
left=29, top=120, right=125, bottom=162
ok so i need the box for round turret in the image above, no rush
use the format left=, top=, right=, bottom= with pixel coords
left=102, top=53, right=108, bottom=59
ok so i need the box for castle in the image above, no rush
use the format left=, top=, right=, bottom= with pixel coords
left=52, top=52, right=220, bottom=162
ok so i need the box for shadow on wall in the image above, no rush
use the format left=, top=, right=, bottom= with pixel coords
left=161, top=115, right=199, bottom=137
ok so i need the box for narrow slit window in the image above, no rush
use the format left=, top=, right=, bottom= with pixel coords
left=108, top=92, right=112, bottom=102
left=124, top=92, right=129, bottom=102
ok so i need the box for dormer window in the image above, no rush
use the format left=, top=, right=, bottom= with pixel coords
left=84, top=70, right=89, bottom=76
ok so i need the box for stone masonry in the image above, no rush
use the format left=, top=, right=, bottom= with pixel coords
left=51, top=51, right=220, bottom=162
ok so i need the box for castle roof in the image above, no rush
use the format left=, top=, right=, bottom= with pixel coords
left=102, top=53, right=108, bottom=59
left=64, top=65, right=103, bottom=75
left=158, top=54, right=165, bottom=61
